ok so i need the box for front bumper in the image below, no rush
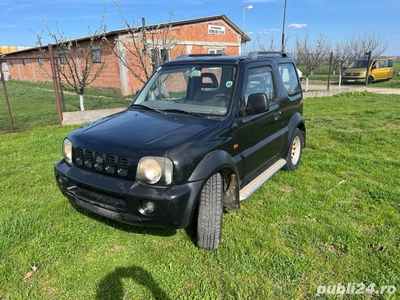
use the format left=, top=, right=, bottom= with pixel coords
left=341, top=77, right=366, bottom=83
left=54, top=160, right=204, bottom=229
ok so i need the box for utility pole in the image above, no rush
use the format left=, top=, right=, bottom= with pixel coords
left=365, top=50, right=371, bottom=87
left=281, top=0, right=287, bottom=52
left=0, top=61, right=15, bottom=131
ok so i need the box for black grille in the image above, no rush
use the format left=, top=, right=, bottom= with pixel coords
left=76, top=148, right=84, bottom=165
left=74, top=148, right=128, bottom=177
left=118, top=157, right=128, bottom=176
left=94, top=152, right=103, bottom=170
left=106, top=155, right=116, bottom=173
left=85, top=150, right=93, bottom=168
left=72, top=184, right=127, bottom=211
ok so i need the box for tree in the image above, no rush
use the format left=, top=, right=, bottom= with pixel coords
left=34, top=17, right=108, bottom=111
left=254, top=36, right=289, bottom=53
left=341, top=32, right=388, bottom=62
left=296, top=34, right=331, bottom=91
left=331, top=42, right=346, bottom=74
left=111, top=1, right=178, bottom=86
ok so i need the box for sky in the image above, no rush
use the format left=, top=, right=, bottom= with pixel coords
left=1, top=0, right=399, bottom=55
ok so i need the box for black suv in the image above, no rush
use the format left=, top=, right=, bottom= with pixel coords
left=54, top=52, right=306, bottom=249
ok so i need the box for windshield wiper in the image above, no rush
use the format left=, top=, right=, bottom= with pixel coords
left=131, top=103, right=164, bottom=114
left=161, top=108, right=202, bottom=117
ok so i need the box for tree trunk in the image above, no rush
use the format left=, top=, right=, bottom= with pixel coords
left=79, top=94, right=85, bottom=111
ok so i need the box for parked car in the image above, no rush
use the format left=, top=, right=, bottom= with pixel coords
left=342, top=56, right=395, bottom=84
left=54, top=51, right=306, bottom=250
left=297, top=68, right=303, bottom=81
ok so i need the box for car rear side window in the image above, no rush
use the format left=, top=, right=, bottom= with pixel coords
left=278, top=64, right=301, bottom=97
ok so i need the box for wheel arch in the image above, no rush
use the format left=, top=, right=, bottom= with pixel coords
left=368, top=75, right=375, bottom=83
left=189, top=150, right=240, bottom=210
left=284, top=112, right=306, bottom=155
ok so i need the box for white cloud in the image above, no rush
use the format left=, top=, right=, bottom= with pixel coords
left=257, top=28, right=281, bottom=34
left=288, top=23, right=308, bottom=29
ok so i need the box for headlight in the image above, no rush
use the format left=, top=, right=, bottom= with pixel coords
left=62, top=138, right=72, bottom=165
left=137, top=157, right=173, bottom=185
left=361, top=71, right=366, bottom=76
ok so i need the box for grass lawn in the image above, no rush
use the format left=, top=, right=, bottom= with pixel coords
left=0, top=92, right=399, bottom=299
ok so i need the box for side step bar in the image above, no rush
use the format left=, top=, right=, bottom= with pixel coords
left=239, top=158, right=287, bottom=201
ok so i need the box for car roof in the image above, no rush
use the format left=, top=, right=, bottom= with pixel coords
left=164, top=51, right=294, bottom=66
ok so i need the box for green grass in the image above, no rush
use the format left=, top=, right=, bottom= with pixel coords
left=1, top=92, right=400, bottom=299
left=0, top=81, right=133, bottom=132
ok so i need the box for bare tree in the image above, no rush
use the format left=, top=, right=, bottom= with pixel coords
left=34, top=16, right=108, bottom=111
left=111, top=1, right=178, bottom=86
left=342, top=32, right=388, bottom=62
left=253, top=36, right=289, bottom=53
left=331, top=42, right=346, bottom=74
left=296, top=34, right=331, bottom=90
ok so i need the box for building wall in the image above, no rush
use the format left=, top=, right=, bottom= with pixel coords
left=5, top=17, right=243, bottom=96
left=121, top=18, right=242, bottom=94
left=5, top=38, right=122, bottom=94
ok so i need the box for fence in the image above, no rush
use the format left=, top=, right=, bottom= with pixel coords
left=1, top=45, right=133, bottom=132
left=1, top=45, right=64, bottom=132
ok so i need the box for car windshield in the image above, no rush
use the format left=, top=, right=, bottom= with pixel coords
left=132, top=64, right=237, bottom=117
left=348, top=60, right=372, bottom=69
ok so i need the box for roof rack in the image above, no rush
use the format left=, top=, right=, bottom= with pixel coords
left=247, top=51, right=288, bottom=60
left=176, top=53, right=225, bottom=59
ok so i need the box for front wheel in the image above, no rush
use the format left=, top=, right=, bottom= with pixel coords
left=196, top=173, right=223, bottom=250
left=284, top=128, right=304, bottom=171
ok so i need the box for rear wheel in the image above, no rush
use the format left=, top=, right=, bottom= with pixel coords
left=196, top=173, right=223, bottom=250
left=285, top=128, right=303, bottom=171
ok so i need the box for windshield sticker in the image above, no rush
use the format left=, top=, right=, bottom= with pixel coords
left=226, top=81, right=233, bottom=88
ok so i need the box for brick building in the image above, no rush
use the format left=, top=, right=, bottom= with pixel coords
left=2, top=15, right=249, bottom=96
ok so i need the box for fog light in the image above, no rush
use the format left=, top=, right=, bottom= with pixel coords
left=142, top=201, right=156, bottom=214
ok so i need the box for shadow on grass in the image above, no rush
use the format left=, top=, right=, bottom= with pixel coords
left=71, top=203, right=177, bottom=237
left=96, top=266, right=171, bottom=300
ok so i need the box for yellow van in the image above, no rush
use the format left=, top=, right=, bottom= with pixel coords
left=341, top=56, right=395, bottom=84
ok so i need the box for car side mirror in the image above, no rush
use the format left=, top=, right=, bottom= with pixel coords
left=246, top=93, right=269, bottom=115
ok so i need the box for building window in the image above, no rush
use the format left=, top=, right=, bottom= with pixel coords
left=92, top=47, right=101, bottom=63
left=208, top=49, right=224, bottom=55
left=38, top=58, right=44, bottom=66
left=22, top=58, right=27, bottom=66
left=10, top=60, right=14, bottom=67
left=151, top=48, right=170, bottom=71
left=59, top=53, right=67, bottom=64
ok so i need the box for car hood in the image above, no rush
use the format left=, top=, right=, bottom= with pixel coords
left=69, top=108, right=219, bottom=156
left=344, top=68, right=367, bottom=73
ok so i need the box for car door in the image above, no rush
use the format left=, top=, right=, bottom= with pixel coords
left=237, top=65, right=284, bottom=179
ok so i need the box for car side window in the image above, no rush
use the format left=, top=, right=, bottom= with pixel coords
left=244, top=66, right=276, bottom=104
left=278, top=64, right=301, bottom=97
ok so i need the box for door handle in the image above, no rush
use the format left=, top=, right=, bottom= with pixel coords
left=274, top=111, right=282, bottom=121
